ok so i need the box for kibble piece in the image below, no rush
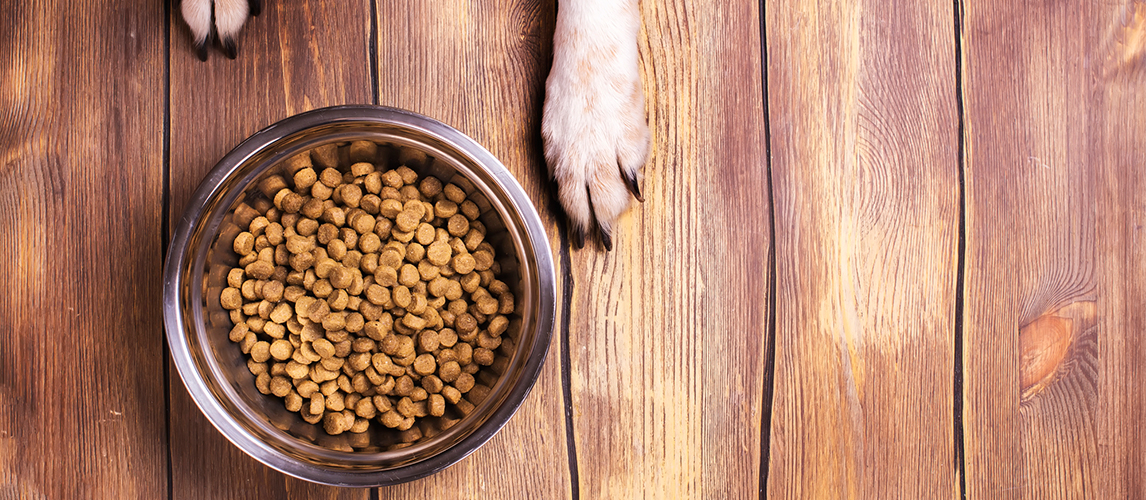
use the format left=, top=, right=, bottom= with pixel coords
left=340, top=184, right=363, bottom=208
left=441, top=385, right=462, bottom=404
left=452, top=253, right=476, bottom=275
left=455, top=372, right=475, bottom=393
left=293, top=167, right=317, bottom=190
left=439, top=361, right=461, bottom=383
left=443, top=184, right=466, bottom=204
left=473, top=348, right=495, bottom=366
left=233, top=232, right=255, bottom=255
left=270, top=376, right=292, bottom=397
left=398, top=264, right=419, bottom=287
left=426, top=241, right=452, bottom=266
left=428, top=394, right=446, bottom=417
left=413, top=354, right=436, bottom=375
left=220, top=287, right=242, bottom=310
left=250, top=341, right=271, bottom=363
left=447, top=214, right=469, bottom=237
left=270, top=339, right=294, bottom=361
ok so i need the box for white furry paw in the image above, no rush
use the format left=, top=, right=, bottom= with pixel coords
left=180, top=0, right=262, bottom=60
left=542, top=0, right=649, bottom=250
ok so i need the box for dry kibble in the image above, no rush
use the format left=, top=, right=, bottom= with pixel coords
left=270, top=339, right=293, bottom=361
left=447, top=214, right=469, bottom=237
left=443, top=184, right=466, bottom=204
left=225, top=147, right=516, bottom=444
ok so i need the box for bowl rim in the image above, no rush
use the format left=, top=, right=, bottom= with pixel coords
left=162, top=104, right=556, bottom=487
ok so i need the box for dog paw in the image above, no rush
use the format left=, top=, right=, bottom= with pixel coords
left=180, top=0, right=262, bottom=60
left=542, top=0, right=649, bottom=250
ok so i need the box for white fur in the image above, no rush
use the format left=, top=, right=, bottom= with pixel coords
left=181, top=0, right=212, bottom=44
left=542, top=0, right=649, bottom=244
left=214, top=0, right=250, bottom=41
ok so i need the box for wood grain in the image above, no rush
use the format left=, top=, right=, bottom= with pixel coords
left=962, top=0, right=1146, bottom=496
left=765, top=0, right=961, bottom=496
left=563, top=0, right=770, bottom=497
left=167, top=1, right=373, bottom=498
left=373, top=2, right=574, bottom=498
left=0, top=0, right=169, bottom=498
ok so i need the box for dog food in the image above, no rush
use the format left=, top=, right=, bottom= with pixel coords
left=218, top=141, right=517, bottom=449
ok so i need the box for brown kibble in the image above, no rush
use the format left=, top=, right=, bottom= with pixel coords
left=488, top=315, right=509, bottom=336
left=233, top=232, right=255, bottom=255
left=451, top=253, right=476, bottom=275
left=447, top=214, right=469, bottom=237
left=438, top=361, right=461, bottom=383
left=428, top=394, right=446, bottom=417
left=323, top=411, right=348, bottom=435
left=220, top=287, right=242, bottom=310
left=455, top=372, right=475, bottom=393
left=250, top=341, right=271, bottom=363
left=473, top=348, right=495, bottom=366
left=284, top=391, right=303, bottom=412
left=286, top=361, right=309, bottom=380
left=394, top=166, right=418, bottom=185
left=419, top=176, right=442, bottom=197
left=422, top=374, right=444, bottom=394
left=293, top=167, right=317, bottom=190
left=380, top=410, right=403, bottom=428
left=355, top=398, right=377, bottom=419
left=395, top=375, right=415, bottom=396
left=313, top=338, right=336, bottom=358
left=245, top=260, right=274, bottom=280
left=434, top=200, right=458, bottom=219
left=426, top=241, right=452, bottom=266
left=442, top=184, right=466, bottom=204
left=398, top=264, right=419, bottom=287
left=340, top=184, right=363, bottom=208
left=413, top=354, right=436, bottom=375
left=418, top=330, right=440, bottom=352
left=270, top=376, right=292, bottom=397
left=392, top=285, right=412, bottom=309
left=330, top=266, right=353, bottom=289
left=226, top=157, right=514, bottom=440
left=441, top=385, right=462, bottom=404
left=270, top=339, right=293, bottom=361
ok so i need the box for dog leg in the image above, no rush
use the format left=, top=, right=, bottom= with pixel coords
left=543, top=0, right=650, bottom=250
left=213, top=0, right=250, bottom=59
left=181, top=0, right=213, bottom=61
left=180, top=0, right=259, bottom=60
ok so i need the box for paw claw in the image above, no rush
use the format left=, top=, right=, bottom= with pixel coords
left=621, top=164, right=643, bottom=203
left=598, top=226, right=613, bottom=251
left=571, top=224, right=586, bottom=250
left=195, top=40, right=209, bottom=61
left=221, top=37, right=238, bottom=59
left=248, top=0, right=262, bottom=16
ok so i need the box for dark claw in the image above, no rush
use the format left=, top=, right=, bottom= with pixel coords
left=195, top=40, right=209, bottom=61
left=598, top=226, right=613, bottom=251
left=620, top=162, right=644, bottom=202
left=570, top=224, right=586, bottom=249
left=249, top=0, right=262, bottom=16
left=221, top=37, right=238, bottom=59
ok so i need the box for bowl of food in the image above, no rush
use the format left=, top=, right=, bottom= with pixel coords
left=163, top=105, right=556, bottom=486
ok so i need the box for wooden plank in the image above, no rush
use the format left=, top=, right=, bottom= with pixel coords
left=167, top=1, right=373, bottom=497
left=765, top=0, right=961, bottom=496
left=373, top=2, right=574, bottom=498
left=0, top=0, right=168, bottom=498
left=962, top=0, right=1146, bottom=496
left=562, top=0, right=770, bottom=497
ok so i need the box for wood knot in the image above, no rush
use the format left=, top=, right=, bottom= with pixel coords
left=1018, top=301, right=1096, bottom=401
left=1102, top=1, right=1146, bottom=77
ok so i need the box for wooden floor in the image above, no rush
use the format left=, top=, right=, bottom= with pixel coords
left=2, top=0, right=1145, bottom=497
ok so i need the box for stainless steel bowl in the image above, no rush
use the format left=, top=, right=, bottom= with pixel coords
left=163, top=105, right=556, bottom=486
